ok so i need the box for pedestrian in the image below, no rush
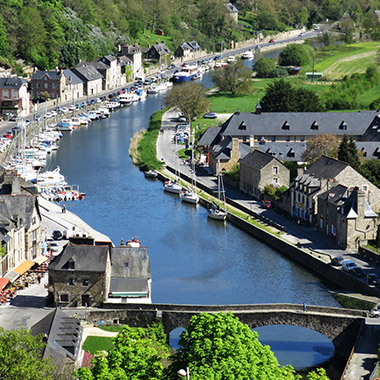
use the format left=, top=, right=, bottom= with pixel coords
left=303, top=302, right=307, bottom=312
left=62, top=204, right=66, bottom=213
left=37, top=274, right=41, bottom=284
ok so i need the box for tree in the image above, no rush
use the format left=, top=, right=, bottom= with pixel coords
left=302, top=133, right=341, bottom=163
left=307, top=367, right=330, bottom=380
left=340, top=18, right=355, bottom=44
left=0, top=327, right=55, bottom=380
left=360, top=160, right=380, bottom=188
left=167, top=312, right=300, bottom=380
left=338, top=135, right=360, bottom=169
left=212, top=59, right=252, bottom=95
left=253, top=57, right=276, bottom=78
left=260, top=79, right=323, bottom=112
left=76, top=323, right=171, bottom=380
left=278, top=44, right=314, bottom=66
left=0, top=15, right=8, bottom=56
left=164, top=82, right=210, bottom=122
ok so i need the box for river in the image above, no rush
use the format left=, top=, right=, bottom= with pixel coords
left=45, top=61, right=340, bottom=307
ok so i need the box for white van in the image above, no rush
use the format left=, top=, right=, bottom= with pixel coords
left=342, top=259, right=357, bottom=273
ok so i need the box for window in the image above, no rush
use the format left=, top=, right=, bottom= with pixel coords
left=3, top=90, right=9, bottom=98
left=82, top=279, right=89, bottom=286
left=286, top=135, right=290, bottom=142
left=52, top=83, right=55, bottom=89
left=60, top=294, right=68, bottom=302
left=273, top=166, right=278, bottom=175
left=271, top=136, right=276, bottom=142
left=44, top=83, right=48, bottom=89
left=124, top=262, right=129, bottom=268
left=36, top=83, right=40, bottom=89
left=273, top=178, right=278, bottom=185
left=68, top=278, right=75, bottom=286
left=300, top=136, right=305, bottom=142
left=12, top=90, right=17, bottom=98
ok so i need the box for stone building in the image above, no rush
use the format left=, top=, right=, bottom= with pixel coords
left=240, top=149, right=290, bottom=200
left=318, top=185, right=379, bottom=249
left=61, top=69, right=84, bottom=102
left=72, top=65, right=103, bottom=96
left=30, top=70, right=66, bottom=100
left=48, top=244, right=111, bottom=307
left=118, top=44, right=144, bottom=80
left=290, top=156, right=380, bottom=225
left=0, top=77, right=30, bottom=117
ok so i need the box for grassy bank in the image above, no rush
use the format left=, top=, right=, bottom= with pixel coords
left=332, top=292, right=375, bottom=311
left=129, top=109, right=166, bottom=171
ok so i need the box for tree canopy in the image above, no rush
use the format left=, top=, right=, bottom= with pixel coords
left=301, top=133, right=341, bottom=163
left=338, top=135, right=360, bottom=169
left=278, top=44, right=314, bottom=67
left=260, top=79, right=323, bottom=112
left=164, top=82, right=210, bottom=121
left=212, top=59, right=252, bottom=95
left=167, top=312, right=300, bottom=380
left=253, top=57, right=276, bottom=78
left=0, top=327, right=55, bottom=380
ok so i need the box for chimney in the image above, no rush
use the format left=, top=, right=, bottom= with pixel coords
left=357, top=189, right=365, bottom=218
left=235, top=109, right=240, bottom=115
left=255, top=100, right=262, bottom=115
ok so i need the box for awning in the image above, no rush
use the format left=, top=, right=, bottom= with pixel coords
left=34, top=256, right=49, bottom=265
left=0, top=277, right=9, bottom=291
left=4, top=270, right=19, bottom=283
left=14, top=260, right=34, bottom=275
left=110, top=292, right=148, bottom=297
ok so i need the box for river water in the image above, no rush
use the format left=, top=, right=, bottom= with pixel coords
left=45, top=61, right=340, bottom=308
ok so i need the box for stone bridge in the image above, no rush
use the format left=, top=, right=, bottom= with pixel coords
left=82, top=303, right=367, bottom=353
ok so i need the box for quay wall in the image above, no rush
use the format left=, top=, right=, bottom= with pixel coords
left=160, top=167, right=380, bottom=297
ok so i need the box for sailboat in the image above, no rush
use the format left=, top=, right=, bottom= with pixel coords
left=207, top=160, right=227, bottom=221
left=164, top=139, right=182, bottom=194
left=181, top=128, right=199, bottom=204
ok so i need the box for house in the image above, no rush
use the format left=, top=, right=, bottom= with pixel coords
left=0, top=77, right=30, bottom=117
left=61, top=69, right=84, bottom=102
left=210, top=106, right=380, bottom=161
left=175, top=41, right=201, bottom=60
left=290, top=156, right=380, bottom=226
left=118, top=44, right=144, bottom=80
left=317, top=185, right=379, bottom=249
left=48, top=244, right=111, bottom=307
left=30, top=70, right=66, bottom=100
left=143, top=42, right=171, bottom=67
left=72, top=65, right=103, bottom=96
left=48, top=239, right=153, bottom=307
left=107, top=243, right=152, bottom=304
left=224, top=2, right=238, bottom=23
left=240, top=150, right=290, bottom=200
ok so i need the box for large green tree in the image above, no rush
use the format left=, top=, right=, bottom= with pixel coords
left=0, top=327, right=55, bottom=380
left=76, top=323, right=170, bottom=380
left=212, top=59, right=252, bottom=95
left=253, top=57, right=276, bottom=78
left=338, top=135, right=360, bottom=169
left=278, top=44, right=314, bottom=66
left=261, top=79, right=323, bottom=112
left=167, top=312, right=300, bottom=380
left=164, top=82, right=210, bottom=121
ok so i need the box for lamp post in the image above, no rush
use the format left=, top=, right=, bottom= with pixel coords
left=177, top=367, right=190, bottom=380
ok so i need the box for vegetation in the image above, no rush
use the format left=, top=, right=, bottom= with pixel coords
left=164, top=82, right=210, bottom=122
left=166, top=312, right=301, bottom=380
left=82, top=336, right=115, bottom=355
left=224, top=163, right=240, bottom=181
left=302, top=134, right=341, bottom=163
left=76, top=322, right=171, bottom=380
left=0, top=327, right=55, bottom=380
left=261, top=79, right=323, bottom=112
left=212, top=59, right=252, bottom=95
left=279, top=44, right=314, bottom=66
left=337, top=135, right=360, bottom=170
left=254, top=58, right=277, bottom=78
left=264, top=185, right=288, bottom=200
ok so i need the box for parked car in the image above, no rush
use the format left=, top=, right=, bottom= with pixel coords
left=342, top=259, right=357, bottom=273
left=52, top=230, right=63, bottom=240
left=261, top=200, right=272, bottom=209
left=269, top=39, right=275, bottom=43
left=367, top=273, right=379, bottom=286
left=351, top=267, right=365, bottom=278
left=203, top=112, right=217, bottom=119
left=331, top=256, right=344, bottom=266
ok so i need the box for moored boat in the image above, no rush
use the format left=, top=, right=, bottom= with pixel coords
left=173, top=64, right=199, bottom=82
left=180, top=187, right=199, bottom=204
left=163, top=179, right=182, bottom=194
left=144, top=170, right=158, bottom=178
left=241, top=50, right=254, bottom=59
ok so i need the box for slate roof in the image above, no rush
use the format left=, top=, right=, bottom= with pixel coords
left=49, top=244, right=109, bottom=272
left=31, top=70, right=62, bottom=81
left=0, top=77, right=27, bottom=90
left=118, top=55, right=132, bottom=66
left=119, top=44, right=141, bottom=55
left=111, top=246, right=151, bottom=278
left=198, top=127, right=221, bottom=147
left=62, top=69, right=82, bottom=85
left=211, top=136, right=250, bottom=161
left=188, top=41, right=200, bottom=50
left=72, top=65, right=103, bottom=82
left=240, top=149, right=282, bottom=170
left=103, top=54, right=117, bottom=63
left=257, top=142, right=307, bottom=161
left=303, top=156, right=348, bottom=180
left=219, top=111, right=378, bottom=138
left=151, top=42, right=171, bottom=56
left=0, top=195, right=38, bottom=229
left=318, top=184, right=348, bottom=203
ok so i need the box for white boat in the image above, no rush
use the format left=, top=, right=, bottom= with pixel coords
left=71, top=117, right=81, bottom=128
left=135, top=88, right=147, bottom=100
left=105, top=101, right=120, bottom=110
left=208, top=160, right=227, bottom=221
left=144, top=170, right=158, bottom=178
left=37, top=167, right=67, bottom=187
left=120, top=93, right=139, bottom=103
left=227, top=55, right=236, bottom=63
left=56, top=120, right=72, bottom=131
left=241, top=50, right=254, bottom=59
left=180, top=187, right=199, bottom=204
left=173, top=64, right=199, bottom=82
left=147, top=85, right=159, bottom=94
left=163, top=179, right=182, bottom=194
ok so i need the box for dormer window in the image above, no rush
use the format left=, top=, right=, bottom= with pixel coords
left=311, top=121, right=319, bottom=130
left=238, top=121, right=246, bottom=130
left=339, top=121, right=347, bottom=130
left=282, top=121, right=290, bottom=130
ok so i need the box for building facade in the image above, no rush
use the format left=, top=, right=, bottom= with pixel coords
left=0, top=77, right=30, bottom=117
left=30, top=70, right=66, bottom=100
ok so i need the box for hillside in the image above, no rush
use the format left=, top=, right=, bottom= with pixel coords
left=1, top=0, right=379, bottom=73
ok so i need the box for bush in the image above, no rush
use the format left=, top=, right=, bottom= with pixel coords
left=253, top=57, right=276, bottom=78
left=272, top=66, right=289, bottom=77
left=279, top=44, right=314, bottom=66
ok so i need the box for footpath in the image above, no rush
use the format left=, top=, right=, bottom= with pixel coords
left=157, top=109, right=380, bottom=380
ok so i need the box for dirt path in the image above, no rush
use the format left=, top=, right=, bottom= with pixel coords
left=323, top=51, right=377, bottom=77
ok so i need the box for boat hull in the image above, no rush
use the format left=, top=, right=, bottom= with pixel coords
left=207, top=209, right=227, bottom=220
left=181, top=193, right=199, bottom=204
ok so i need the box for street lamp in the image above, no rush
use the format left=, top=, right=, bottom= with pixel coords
left=177, top=367, right=190, bottom=380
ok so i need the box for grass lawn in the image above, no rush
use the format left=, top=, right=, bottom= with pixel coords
left=357, top=84, right=380, bottom=105
left=83, top=336, right=114, bottom=355
left=99, top=326, right=124, bottom=333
